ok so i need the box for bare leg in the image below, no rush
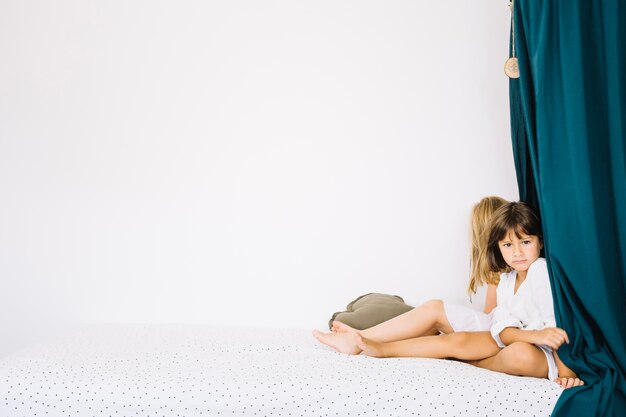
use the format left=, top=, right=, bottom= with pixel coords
left=472, top=342, right=548, bottom=378
left=472, top=343, right=584, bottom=389
left=553, top=351, right=576, bottom=377
left=358, top=299, right=453, bottom=340
left=553, top=351, right=585, bottom=388
left=356, top=331, right=500, bottom=360
left=313, top=299, right=449, bottom=354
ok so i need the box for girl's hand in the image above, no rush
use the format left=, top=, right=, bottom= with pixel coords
left=532, top=328, right=569, bottom=350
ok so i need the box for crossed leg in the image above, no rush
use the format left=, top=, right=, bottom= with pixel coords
left=471, top=342, right=584, bottom=388
left=471, top=342, right=548, bottom=377
left=312, top=300, right=584, bottom=389
left=355, top=331, right=501, bottom=360
left=312, top=299, right=452, bottom=354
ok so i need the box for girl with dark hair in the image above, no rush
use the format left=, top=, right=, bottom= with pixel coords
left=350, top=202, right=584, bottom=388
left=471, top=201, right=583, bottom=387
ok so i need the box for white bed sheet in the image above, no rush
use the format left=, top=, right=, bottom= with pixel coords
left=0, top=325, right=562, bottom=417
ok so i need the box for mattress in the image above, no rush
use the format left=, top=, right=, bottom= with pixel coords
left=0, top=325, right=562, bottom=416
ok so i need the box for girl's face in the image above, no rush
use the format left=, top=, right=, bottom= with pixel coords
left=498, top=229, right=542, bottom=276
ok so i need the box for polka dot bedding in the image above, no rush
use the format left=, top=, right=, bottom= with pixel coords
left=1, top=325, right=562, bottom=417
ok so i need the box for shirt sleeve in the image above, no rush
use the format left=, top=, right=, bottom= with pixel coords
left=490, top=274, right=523, bottom=348
left=529, top=259, right=557, bottom=329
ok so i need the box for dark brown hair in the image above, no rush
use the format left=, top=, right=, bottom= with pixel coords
left=486, top=201, right=543, bottom=272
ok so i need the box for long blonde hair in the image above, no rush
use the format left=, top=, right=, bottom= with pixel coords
left=467, top=196, right=509, bottom=295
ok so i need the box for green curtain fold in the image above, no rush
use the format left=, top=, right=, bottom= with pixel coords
left=509, top=1, right=626, bottom=416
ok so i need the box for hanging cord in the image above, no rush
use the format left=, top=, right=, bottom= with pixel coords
left=510, top=0, right=516, bottom=58
left=505, top=0, right=520, bottom=78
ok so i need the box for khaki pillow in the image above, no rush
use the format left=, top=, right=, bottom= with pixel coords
left=328, top=293, right=414, bottom=330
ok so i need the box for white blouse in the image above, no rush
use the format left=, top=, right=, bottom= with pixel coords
left=490, top=258, right=557, bottom=348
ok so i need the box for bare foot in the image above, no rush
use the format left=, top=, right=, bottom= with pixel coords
left=312, top=330, right=362, bottom=355
left=554, top=377, right=585, bottom=389
left=331, top=321, right=357, bottom=334
left=355, top=334, right=389, bottom=358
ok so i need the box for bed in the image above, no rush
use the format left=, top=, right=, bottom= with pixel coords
left=0, top=324, right=562, bottom=417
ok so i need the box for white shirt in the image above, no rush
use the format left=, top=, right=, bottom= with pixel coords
left=490, top=258, right=556, bottom=348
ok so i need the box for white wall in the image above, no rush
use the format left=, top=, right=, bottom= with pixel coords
left=0, top=0, right=518, bottom=357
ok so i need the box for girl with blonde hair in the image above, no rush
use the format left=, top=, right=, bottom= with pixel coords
left=313, top=196, right=507, bottom=359
left=349, top=201, right=583, bottom=388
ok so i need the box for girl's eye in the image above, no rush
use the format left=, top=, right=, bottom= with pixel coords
left=501, top=243, right=512, bottom=248
left=522, top=240, right=531, bottom=245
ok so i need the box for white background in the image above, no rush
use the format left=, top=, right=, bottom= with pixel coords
left=0, top=0, right=518, bottom=358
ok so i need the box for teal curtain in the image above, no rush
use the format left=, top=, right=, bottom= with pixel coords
left=509, top=1, right=625, bottom=416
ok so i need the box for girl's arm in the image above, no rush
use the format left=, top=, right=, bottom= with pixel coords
left=530, top=260, right=557, bottom=328
left=483, top=284, right=497, bottom=313
left=490, top=277, right=522, bottom=347
left=499, top=327, right=569, bottom=350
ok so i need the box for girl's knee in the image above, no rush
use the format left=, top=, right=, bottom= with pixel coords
left=419, top=299, right=445, bottom=321
left=422, top=299, right=447, bottom=325
left=422, top=299, right=444, bottom=311
left=501, top=342, right=546, bottom=376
